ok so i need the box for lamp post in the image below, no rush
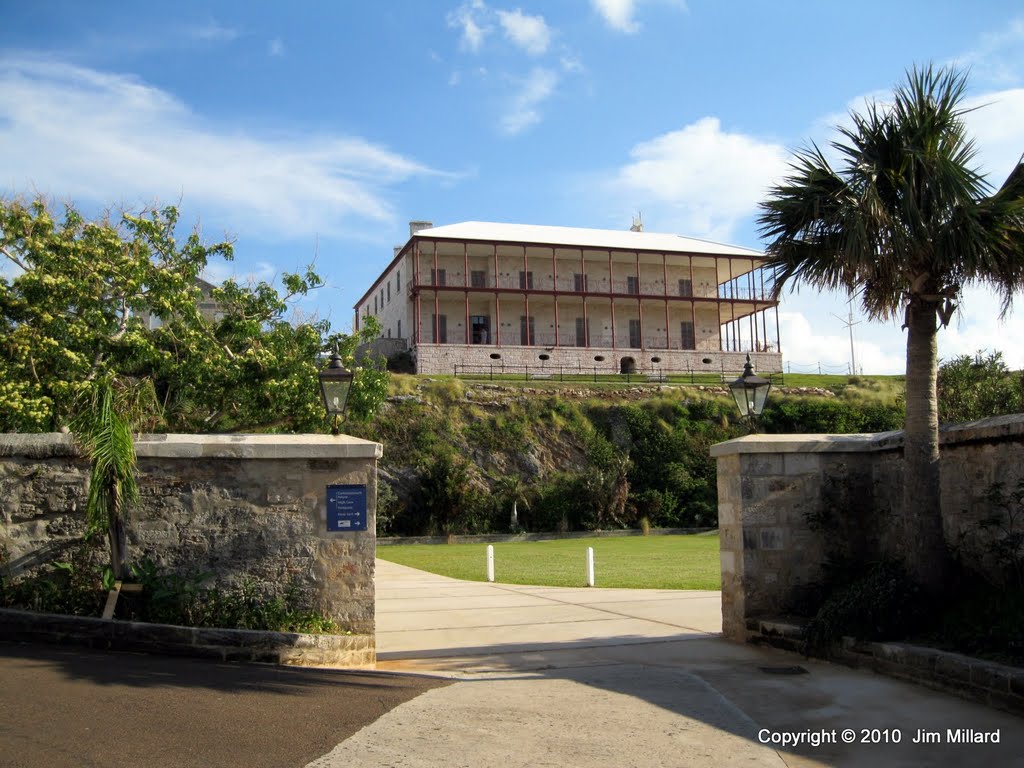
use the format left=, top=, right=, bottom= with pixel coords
left=319, top=351, right=354, bottom=435
left=728, top=354, right=771, bottom=432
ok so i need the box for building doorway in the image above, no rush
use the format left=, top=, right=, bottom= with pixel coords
left=471, top=315, right=491, bottom=345
left=620, top=356, right=637, bottom=374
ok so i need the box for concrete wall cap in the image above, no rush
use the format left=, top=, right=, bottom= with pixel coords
left=0, top=433, right=382, bottom=460
left=134, top=434, right=383, bottom=459
left=710, top=413, right=1024, bottom=457
left=709, top=432, right=891, bottom=457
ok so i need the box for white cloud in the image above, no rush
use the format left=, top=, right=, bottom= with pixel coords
left=189, top=21, right=240, bottom=42
left=448, top=1, right=489, bottom=53
left=938, top=285, right=1024, bottom=369
left=954, top=17, right=1024, bottom=85
left=201, top=260, right=278, bottom=287
left=963, top=88, right=1024, bottom=183
left=500, top=67, right=558, bottom=135
left=591, top=0, right=640, bottom=33
left=0, top=56, right=449, bottom=238
left=591, top=0, right=686, bottom=34
left=560, top=53, right=585, bottom=74
left=497, top=9, right=551, bottom=56
left=610, top=117, right=789, bottom=241
left=268, top=38, right=285, bottom=57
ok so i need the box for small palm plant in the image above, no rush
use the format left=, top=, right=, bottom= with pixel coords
left=73, top=377, right=159, bottom=580
left=495, top=474, right=531, bottom=532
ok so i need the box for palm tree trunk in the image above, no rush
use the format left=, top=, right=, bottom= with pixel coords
left=109, top=515, right=128, bottom=580
left=902, top=300, right=948, bottom=591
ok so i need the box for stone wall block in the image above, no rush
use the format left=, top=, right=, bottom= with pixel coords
left=742, top=502, right=777, bottom=526
left=759, top=528, right=785, bottom=551
left=782, top=453, right=821, bottom=475
left=741, top=454, right=784, bottom=476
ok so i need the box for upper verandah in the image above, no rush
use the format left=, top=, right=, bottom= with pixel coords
left=415, top=221, right=763, bottom=259
left=355, top=220, right=769, bottom=309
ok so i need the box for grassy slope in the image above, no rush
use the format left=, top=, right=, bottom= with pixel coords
left=378, top=533, right=722, bottom=590
left=394, top=371, right=906, bottom=399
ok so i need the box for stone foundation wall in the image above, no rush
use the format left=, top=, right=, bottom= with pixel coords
left=711, top=415, right=1024, bottom=642
left=0, top=433, right=381, bottom=635
left=416, top=343, right=782, bottom=377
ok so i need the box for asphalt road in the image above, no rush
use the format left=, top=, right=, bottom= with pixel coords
left=0, top=641, right=449, bottom=768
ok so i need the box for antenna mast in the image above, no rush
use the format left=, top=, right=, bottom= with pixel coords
left=831, top=296, right=862, bottom=375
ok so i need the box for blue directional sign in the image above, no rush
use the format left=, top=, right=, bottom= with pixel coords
left=326, top=484, right=368, bottom=532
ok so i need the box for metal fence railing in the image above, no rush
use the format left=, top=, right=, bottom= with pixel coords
left=452, top=362, right=786, bottom=386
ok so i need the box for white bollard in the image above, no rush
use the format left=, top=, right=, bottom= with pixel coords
left=586, top=546, right=595, bottom=587
left=487, top=544, right=495, bottom=582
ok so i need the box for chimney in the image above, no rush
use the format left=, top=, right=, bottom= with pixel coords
left=409, top=220, right=433, bottom=237
left=394, top=246, right=402, bottom=258
left=630, top=213, right=644, bottom=232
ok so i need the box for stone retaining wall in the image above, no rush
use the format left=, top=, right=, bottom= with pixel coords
left=711, top=414, right=1024, bottom=642
left=0, top=433, right=381, bottom=637
left=0, top=607, right=375, bottom=667
left=745, top=617, right=1024, bottom=717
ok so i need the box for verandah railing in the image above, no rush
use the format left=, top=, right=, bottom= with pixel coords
left=452, top=362, right=785, bottom=385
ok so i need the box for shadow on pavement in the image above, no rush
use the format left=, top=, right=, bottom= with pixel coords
left=0, top=640, right=449, bottom=768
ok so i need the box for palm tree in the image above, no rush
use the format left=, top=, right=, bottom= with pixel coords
left=73, top=377, right=160, bottom=580
left=758, top=66, right=1024, bottom=590
left=494, top=474, right=531, bottom=531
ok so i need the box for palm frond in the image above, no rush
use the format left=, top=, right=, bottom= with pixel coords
left=759, top=64, right=1024, bottom=322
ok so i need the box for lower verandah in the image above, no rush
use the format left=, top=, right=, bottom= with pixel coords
left=412, top=293, right=779, bottom=354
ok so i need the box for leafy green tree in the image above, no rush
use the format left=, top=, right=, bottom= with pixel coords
left=0, top=198, right=387, bottom=433
left=758, top=66, right=1024, bottom=589
left=937, top=350, right=1024, bottom=423
left=417, top=451, right=488, bottom=536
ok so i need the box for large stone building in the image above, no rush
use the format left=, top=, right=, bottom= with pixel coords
left=354, top=221, right=782, bottom=376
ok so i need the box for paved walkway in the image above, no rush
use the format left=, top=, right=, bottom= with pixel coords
left=308, top=559, right=1024, bottom=768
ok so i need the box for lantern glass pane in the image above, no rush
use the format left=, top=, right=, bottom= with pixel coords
left=730, top=384, right=751, bottom=417
left=322, top=379, right=352, bottom=415
left=752, top=383, right=771, bottom=416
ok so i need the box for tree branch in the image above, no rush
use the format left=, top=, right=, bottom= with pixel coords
left=0, top=245, right=29, bottom=273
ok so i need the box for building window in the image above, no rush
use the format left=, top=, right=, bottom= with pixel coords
left=433, top=314, right=448, bottom=343
left=397, top=319, right=402, bottom=338
left=627, top=275, right=639, bottom=295
left=396, top=270, right=401, bottom=291
left=573, top=273, right=588, bottom=292
left=629, top=318, right=642, bottom=347
left=471, top=270, right=487, bottom=288
left=678, top=278, right=693, bottom=297
left=374, top=296, right=377, bottom=313
left=520, top=316, right=535, bottom=345
left=680, top=321, right=696, bottom=350
left=387, top=327, right=391, bottom=338
left=387, top=282, right=391, bottom=302
left=431, top=268, right=447, bottom=286
left=519, top=271, right=534, bottom=290
left=575, top=317, right=589, bottom=347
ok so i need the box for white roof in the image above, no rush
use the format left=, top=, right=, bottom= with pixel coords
left=414, top=221, right=763, bottom=258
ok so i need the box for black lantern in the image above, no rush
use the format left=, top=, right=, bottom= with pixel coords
left=319, top=352, right=353, bottom=434
left=729, top=354, right=771, bottom=429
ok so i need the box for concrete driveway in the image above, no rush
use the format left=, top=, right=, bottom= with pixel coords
left=309, top=559, right=1023, bottom=768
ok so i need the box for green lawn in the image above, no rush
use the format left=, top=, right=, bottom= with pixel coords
left=378, top=533, right=721, bottom=590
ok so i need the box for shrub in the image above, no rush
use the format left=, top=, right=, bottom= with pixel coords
left=938, top=350, right=1024, bottom=423
left=803, top=560, right=928, bottom=655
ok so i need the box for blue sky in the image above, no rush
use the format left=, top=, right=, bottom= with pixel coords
left=2, top=1, right=1024, bottom=374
